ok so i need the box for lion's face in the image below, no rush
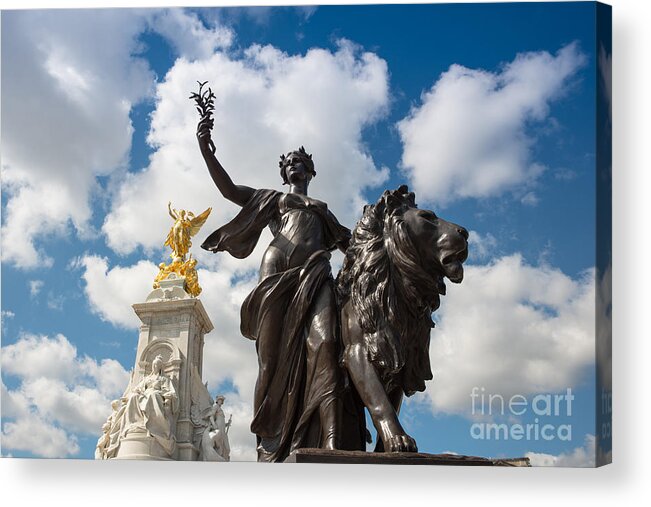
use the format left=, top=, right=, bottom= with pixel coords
left=402, top=207, right=469, bottom=297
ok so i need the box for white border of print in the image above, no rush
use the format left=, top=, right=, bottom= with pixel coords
left=1, top=1, right=648, bottom=507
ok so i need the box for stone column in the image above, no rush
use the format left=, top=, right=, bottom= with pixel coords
left=114, top=276, right=214, bottom=461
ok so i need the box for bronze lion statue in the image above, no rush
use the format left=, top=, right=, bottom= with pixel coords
left=336, top=185, right=468, bottom=452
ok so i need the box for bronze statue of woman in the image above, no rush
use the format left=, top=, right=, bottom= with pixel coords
left=197, top=118, right=351, bottom=462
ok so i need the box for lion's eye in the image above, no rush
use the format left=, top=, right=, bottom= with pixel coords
left=419, top=210, right=437, bottom=220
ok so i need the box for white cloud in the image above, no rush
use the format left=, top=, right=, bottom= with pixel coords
left=468, top=230, right=498, bottom=261
left=20, top=378, right=114, bottom=435
left=2, top=334, right=79, bottom=383
left=78, top=255, right=157, bottom=328
left=216, top=395, right=257, bottom=462
left=149, top=8, right=233, bottom=61
left=526, top=434, right=595, bottom=467
left=397, top=43, right=586, bottom=206
left=1, top=311, right=15, bottom=333
left=197, top=270, right=260, bottom=404
left=102, top=39, right=389, bottom=257
left=1, top=10, right=155, bottom=269
left=554, top=168, right=578, bottom=181
left=205, top=5, right=316, bottom=31
left=29, top=280, right=44, bottom=297
left=1, top=310, right=15, bottom=319
left=520, top=192, right=540, bottom=207
left=46, top=292, right=65, bottom=311
left=0, top=9, right=237, bottom=270
left=1, top=417, right=80, bottom=459
left=1, top=382, right=30, bottom=419
left=1, top=334, right=129, bottom=400
left=425, top=254, right=595, bottom=415
left=79, top=357, right=133, bottom=399
left=1, top=333, right=130, bottom=458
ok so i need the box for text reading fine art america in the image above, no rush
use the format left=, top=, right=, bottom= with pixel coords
left=192, top=82, right=469, bottom=462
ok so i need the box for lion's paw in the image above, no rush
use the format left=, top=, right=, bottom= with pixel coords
left=387, top=434, right=418, bottom=453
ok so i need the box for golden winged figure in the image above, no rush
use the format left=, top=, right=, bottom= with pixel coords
left=165, top=202, right=212, bottom=263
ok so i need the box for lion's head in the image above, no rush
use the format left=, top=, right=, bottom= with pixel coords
left=337, top=185, right=468, bottom=395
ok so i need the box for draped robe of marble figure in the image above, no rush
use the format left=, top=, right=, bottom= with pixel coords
left=121, top=355, right=179, bottom=456
left=200, top=396, right=231, bottom=461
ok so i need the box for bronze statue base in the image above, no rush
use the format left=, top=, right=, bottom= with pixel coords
left=285, top=448, right=530, bottom=466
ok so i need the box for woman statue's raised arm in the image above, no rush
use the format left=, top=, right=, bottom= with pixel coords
left=167, top=201, right=177, bottom=220
left=197, top=118, right=255, bottom=208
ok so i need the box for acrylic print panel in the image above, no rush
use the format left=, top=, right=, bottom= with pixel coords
left=0, top=2, right=611, bottom=466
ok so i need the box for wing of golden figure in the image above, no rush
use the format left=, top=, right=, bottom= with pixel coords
left=164, top=228, right=174, bottom=249
left=188, top=207, right=212, bottom=237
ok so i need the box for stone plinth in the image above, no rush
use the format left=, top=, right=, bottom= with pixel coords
left=285, top=449, right=530, bottom=466
left=113, top=434, right=175, bottom=461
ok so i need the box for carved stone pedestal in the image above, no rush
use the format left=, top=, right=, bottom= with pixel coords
left=285, top=449, right=531, bottom=466
left=112, top=277, right=214, bottom=461
left=114, top=433, right=175, bottom=461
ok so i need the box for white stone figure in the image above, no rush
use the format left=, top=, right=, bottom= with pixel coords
left=121, top=355, right=179, bottom=457
left=95, top=398, right=127, bottom=459
left=199, top=395, right=232, bottom=461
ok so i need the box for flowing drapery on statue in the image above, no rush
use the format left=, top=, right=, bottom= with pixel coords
left=202, top=189, right=351, bottom=462
left=95, top=398, right=127, bottom=459
left=121, top=355, right=179, bottom=456
left=96, top=354, right=179, bottom=459
left=193, top=82, right=353, bottom=461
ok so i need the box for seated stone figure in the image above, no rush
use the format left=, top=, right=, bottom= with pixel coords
left=121, top=355, right=179, bottom=457
left=95, top=398, right=127, bottom=459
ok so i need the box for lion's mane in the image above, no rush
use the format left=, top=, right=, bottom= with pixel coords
left=337, top=185, right=440, bottom=396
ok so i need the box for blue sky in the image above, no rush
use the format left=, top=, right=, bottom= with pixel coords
left=1, top=3, right=609, bottom=465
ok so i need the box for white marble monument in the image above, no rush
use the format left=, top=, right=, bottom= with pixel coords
left=96, top=205, right=227, bottom=461
left=95, top=275, right=215, bottom=460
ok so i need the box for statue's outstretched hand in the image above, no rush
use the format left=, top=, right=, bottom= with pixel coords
left=196, top=117, right=216, bottom=155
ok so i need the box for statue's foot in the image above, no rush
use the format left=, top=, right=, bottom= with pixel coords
left=385, top=434, right=418, bottom=453
left=323, top=435, right=337, bottom=451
